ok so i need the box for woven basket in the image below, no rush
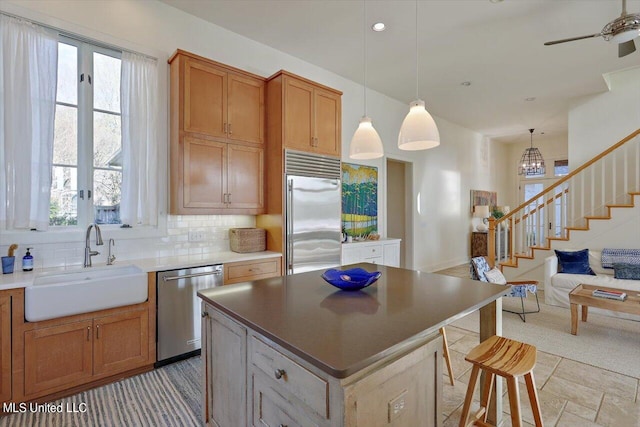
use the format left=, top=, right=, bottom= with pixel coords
left=229, top=228, right=266, bottom=253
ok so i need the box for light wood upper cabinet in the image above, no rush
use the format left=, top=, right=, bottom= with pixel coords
left=169, top=50, right=266, bottom=215
left=228, top=74, right=264, bottom=145
left=227, top=144, right=264, bottom=210
left=184, top=58, right=227, bottom=139
left=267, top=71, right=342, bottom=158
left=283, top=77, right=315, bottom=152
left=182, top=136, right=227, bottom=209
left=314, top=88, right=341, bottom=156
left=181, top=54, right=264, bottom=144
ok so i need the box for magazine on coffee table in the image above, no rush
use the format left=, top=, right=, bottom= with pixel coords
left=591, top=289, right=627, bottom=301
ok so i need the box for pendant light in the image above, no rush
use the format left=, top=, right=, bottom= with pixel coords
left=518, top=129, right=546, bottom=176
left=349, top=0, right=384, bottom=160
left=398, top=0, right=440, bottom=151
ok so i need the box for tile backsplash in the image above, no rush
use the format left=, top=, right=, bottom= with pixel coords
left=0, top=215, right=256, bottom=270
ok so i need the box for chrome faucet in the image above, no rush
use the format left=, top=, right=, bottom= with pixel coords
left=107, top=238, right=116, bottom=265
left=84, top=223, right=104, bottom=267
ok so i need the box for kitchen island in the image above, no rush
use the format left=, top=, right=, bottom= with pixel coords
left=198, top=263, right=508, bottom=426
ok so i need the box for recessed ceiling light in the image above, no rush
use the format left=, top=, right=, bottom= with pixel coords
left=461, top=81, right=471, bottom=86
left=371, top=22, right=386, bottom=32
left=525, top=97, right=536, bottom=101
left=489, top=0, right=504, bottom=3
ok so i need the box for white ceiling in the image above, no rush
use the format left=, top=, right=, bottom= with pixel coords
left=159, top=0, right=640, bottom=144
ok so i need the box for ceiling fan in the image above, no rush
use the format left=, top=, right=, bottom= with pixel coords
left=544, top=0, right=640, bottom=57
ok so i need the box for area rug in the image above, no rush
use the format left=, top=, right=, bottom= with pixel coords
left=451, top=296, right=640, bottom=379
left=0, top=358, right=201, bottom=427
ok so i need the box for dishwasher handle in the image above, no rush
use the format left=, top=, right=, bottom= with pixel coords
left=162, top=270, right=222, bottom=282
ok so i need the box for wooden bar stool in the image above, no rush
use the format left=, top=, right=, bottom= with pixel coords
left=458, top=336, right=543, bottom=427
left=441, top=327, right=455, bottom=386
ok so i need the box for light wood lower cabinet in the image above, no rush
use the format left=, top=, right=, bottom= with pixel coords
left=202, top=304, right=442, bottom=426
left=93, top=309, right=149, bottom=377
left=223, top=257, right=281, bottom=285
left=24, top=320, right=94, bottom=397
left=0, top=294, right=12, bottom=404
left=23, top=308, right=150, bottom=399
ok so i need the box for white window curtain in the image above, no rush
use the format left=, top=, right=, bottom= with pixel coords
left=120, top=51, right=158, bottom=227
left=0, top=15, right=58, bottom=230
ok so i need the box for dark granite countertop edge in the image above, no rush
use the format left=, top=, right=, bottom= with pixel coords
left=199, top=286, right=509, bottom=379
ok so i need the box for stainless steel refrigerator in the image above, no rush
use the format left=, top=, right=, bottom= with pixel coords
left=285, top=151, right=342, bottom=274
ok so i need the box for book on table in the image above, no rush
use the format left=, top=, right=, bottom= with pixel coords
left=591, top=289, right=627, bottom=301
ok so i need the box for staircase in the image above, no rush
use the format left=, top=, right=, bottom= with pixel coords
left=487, top=129, right=640, bottom=274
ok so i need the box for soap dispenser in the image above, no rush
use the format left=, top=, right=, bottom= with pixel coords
left=22, top=248, right=33, bottom=271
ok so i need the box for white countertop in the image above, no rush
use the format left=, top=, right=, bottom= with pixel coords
left=0, top=250, right=282, bottom=291
left=341, top=237, right=401, bottom=245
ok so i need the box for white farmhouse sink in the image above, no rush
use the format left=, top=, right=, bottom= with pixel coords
left=25, top=264, right=148, bottom=322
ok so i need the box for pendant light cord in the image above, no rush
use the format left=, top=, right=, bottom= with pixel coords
left=363, top=0, right=367, bottom=116
left=415, top=0, right=419, bottom=100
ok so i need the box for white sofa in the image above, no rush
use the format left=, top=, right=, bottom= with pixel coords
left=545, top=250, right=640, bottom=320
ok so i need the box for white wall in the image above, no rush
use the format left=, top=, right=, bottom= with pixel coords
left=569, top=66, right=640, bottom=168
left=1, top=0, right=506, bottom=271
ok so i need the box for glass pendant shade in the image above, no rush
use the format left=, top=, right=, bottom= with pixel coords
left=350, top=116, right=384, bottom=159
left=518, top=129, right=545, bottom=176
left=398, top=100, right=440, bottom=150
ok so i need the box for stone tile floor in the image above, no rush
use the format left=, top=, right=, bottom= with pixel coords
left=435, top=264, right=640, bottom=426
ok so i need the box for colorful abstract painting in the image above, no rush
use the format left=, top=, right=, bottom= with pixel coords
left=342, top=163, right=377, bottom=237
left=470, top=189, right=497, bottom=213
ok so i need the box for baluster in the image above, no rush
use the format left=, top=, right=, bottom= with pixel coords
left=590, top=162, right=595, bottom=216
left=580, top=172, right=585, bottom=225
left=635, top=136, right=639, bottom=191
left=509, top=216, right=514, bottom=264
left=612, top=149, right=616, bottom=205
left=601, top=158, right=605, bottom=215
left=623, top=142, right=628, bottom=197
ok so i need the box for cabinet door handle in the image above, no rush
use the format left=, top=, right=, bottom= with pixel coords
left=96, top=324, right=100, bottom=339
left=87, top=326, right=91, bottom=341
left=228, top=123, right=232, bottom=135
left=223, top=122, right=227, bottom=134
left=228, top=193, right=232, bottom=204
left=274, top=369, right=286, bottom=380
left=201, top=311, right=209, bottom=318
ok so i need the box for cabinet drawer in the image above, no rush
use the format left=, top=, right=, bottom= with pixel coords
left=224, top=258, right=281, bottom=285
left=361, top=244, right=382, bottom=259
left=252, top=371, right=318, bottom=427
left=251, top=337, right=328, bottom=419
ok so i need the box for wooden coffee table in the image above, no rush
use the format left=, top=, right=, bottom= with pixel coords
left=569, top=284, right=640, bottom=335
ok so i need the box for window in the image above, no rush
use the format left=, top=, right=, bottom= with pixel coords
left=554, top=159, right=569, bottom=177
left=51, top=38, right=123, bottom=227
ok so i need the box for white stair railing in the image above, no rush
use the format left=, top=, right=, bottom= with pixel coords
left=488, top=129, right=640, bottom=268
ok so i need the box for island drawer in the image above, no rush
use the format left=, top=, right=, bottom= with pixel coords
left=252, top=370, right=319, bottom=427
left=250, top=336, right=329, bottom=419
left=224, top=258, right=281, bottom=285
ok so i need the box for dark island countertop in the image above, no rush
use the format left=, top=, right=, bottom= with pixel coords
left=198, top=263, right=508, bottom=379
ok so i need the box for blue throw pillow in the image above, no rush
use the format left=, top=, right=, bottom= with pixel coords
left=554, top=249, right=596, bottom=275
left=613, top=263, right=640, bottom=280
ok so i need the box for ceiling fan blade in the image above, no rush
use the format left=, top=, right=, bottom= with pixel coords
left=618, top=39, right=636, bottom=57
left=544, top=33, right=602, bottom=45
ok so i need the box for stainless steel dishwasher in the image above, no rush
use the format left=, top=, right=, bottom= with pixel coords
left=156, top=264, right=223, bottom=366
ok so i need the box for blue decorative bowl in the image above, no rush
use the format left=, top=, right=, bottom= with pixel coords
left=321, top=268, right=381, bottom=291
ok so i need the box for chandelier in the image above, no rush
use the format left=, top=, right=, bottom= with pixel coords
left=518, top=129, right=545, bottom=176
